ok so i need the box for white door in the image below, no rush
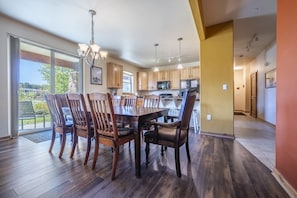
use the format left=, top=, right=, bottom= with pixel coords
left=234, top=69, right=245, bottom=111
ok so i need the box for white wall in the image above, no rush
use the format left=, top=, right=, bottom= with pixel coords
left=0, top=15, right=78, bottom=138
left=0, top=14, right=141, bottom=138
left=249, top=41, right=277, bottom=124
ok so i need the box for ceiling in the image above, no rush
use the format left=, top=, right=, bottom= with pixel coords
left=0, top=0, right=276, bottom=68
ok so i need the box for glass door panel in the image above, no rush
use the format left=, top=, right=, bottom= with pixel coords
left=18, top=42, right=82, bottom=135
left=54, top=52, right=80, bottom=94
left=19, top=42, right=51, bottom=134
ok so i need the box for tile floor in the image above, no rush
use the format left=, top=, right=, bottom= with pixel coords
left=234, top=114, right=276, bottom=171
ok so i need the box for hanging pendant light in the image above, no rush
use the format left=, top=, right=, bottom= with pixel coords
left=77, top=9, right=108, bottom=66
left=153, top=43, right=159, bottom=72
left=177, top=37, right=183, bottom=69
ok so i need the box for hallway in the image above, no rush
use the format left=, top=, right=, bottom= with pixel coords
left=234, top=114, right=275, bottom=171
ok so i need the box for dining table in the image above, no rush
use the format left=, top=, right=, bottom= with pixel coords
left=113, top=106, right=169, bottom=178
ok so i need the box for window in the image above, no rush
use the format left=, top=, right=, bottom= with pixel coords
left=123, top=71, right=134, bottom=93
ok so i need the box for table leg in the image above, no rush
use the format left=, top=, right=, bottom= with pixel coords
left=132, top=120, right=141, bottom=178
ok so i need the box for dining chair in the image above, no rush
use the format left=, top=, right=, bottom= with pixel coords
left=66, top=93, right=94, bottom=166
left=87, top=92, right=135, bottom=180
left=144, top=89, right=197, bottom=177
left=45, top=94, right=73, bottom=158
left=141, top=95, right=160, bottom=134
left=112, top=95, right=124, bottom=106
left=123, top=95, right=137, bottom=107
left=142, top=95, right=160, bottom=108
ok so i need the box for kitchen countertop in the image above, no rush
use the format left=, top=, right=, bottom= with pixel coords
left=160, top=97, right=200, bottom=101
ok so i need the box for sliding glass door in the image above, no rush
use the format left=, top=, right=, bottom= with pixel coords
left=18, top=41, right=81, bottom=134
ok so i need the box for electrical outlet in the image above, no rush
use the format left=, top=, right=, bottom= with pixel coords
left=223, top=84, right=228, bottom=90
left=207, top=114, right=212, bottom=120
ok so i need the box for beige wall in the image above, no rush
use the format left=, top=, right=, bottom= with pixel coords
left=200, top=21, right=234, bottom=136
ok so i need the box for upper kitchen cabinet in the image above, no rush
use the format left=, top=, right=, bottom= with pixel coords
left=107, top=62, right=123, bottom=89
left=137, top=71, right=148, bottom=91
left=170, top=69, right=180, bottom=89
left=157, top=70, right=170, bottom=81
left=148, top=71, right=158, bottom=90
left=180, top=66, right=200, bottom=80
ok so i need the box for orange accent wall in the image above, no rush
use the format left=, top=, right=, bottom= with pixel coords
left=276, top=0, right=297, bottom=191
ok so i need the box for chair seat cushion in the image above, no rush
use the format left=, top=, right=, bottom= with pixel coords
left=117, top=127, right=134, bottom=137
left=144, top=127, right=187, bottom=143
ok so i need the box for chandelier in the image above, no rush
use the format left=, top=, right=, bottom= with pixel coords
left=177, top=37, right=183, bottom=69
left=153, top=43, right=159, bottom=72
left=77, top=9, right=108, bottom=66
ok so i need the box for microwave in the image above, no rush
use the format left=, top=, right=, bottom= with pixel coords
left=157, top=81, right=170, bottom=90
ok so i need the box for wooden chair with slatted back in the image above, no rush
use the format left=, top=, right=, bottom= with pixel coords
left=141, top=95, right=160, bottom=133
left=87, top=92, right=135, bottom=180
left=142, top=95, right=160, bottom=108
left=123, top=95, right=137, bottom=107
left=112, top=95, right=124, bottom=107
left=66, top=93, right=94, bottom=165
left=45, top=94, right=73, bottom=158
left=144, top=89, right=197, bottom=177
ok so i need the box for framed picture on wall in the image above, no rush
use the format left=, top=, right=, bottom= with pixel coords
left=265, top=69, right=276, bottom=88
left=90, top=66, right=102, bottom=85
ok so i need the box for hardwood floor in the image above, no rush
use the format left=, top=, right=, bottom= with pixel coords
left=0, top=130, right=289, bottom=198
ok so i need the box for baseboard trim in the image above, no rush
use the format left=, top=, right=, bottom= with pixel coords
left=0, top=136, right=11, bottom=141
left=200, top=131, right=235, bottom=139
left=272, top=168, right=297, bottom=198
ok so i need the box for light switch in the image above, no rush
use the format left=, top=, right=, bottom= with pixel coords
left=207, top=114, right=212, bottom=120
left=223, top=84, right=228, bottom=90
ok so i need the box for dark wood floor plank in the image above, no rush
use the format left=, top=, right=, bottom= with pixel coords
left=0, top=129, right=289, bottom=198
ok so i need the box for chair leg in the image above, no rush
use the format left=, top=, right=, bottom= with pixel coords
left=21, top=119, right=24, bottom=130
left=43, top=115, right=45, bottom=128
left=175, top=148, right=181, bottom=177
left=70, top=133, right=78, bottom=159
left=161, top=146, right=165, bottom=156
left=49, top=129, right=56, bottom=153
left=185, top=139, right=191, bottom=162
left=59, top=133, right=67, bottom=158
left=92, top=137, right=99, bottom=169
left=84, top=137, right=92, bottom=165
left=111, top=146, right=119, bottom=180
left=145, top=142, right=150, bottom=166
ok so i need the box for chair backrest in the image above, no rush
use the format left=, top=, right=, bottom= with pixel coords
left=123, top=95, right=137, bottom=107
left=87, top=93, right=120, bottom=139
left=55, top=94, right=68, bottom=107
left=112, top=95, right=124, bottom=106
left=178, top=89, right=197, bottom=130
left=66, top=93, right=91, bottom=133
left=142, top=95, right=160, bottom=108
left=44, top=94, right=65, bottom=127
left=19, top=101, right=35, bottom=118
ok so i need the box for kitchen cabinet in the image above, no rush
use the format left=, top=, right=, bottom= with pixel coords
left=107, top=62, right=123, bottom=88
left=148, top=71, right=158, bottom=90
left=157, top=70, right=170, bottom=81
left=137, top=71, right=148, bottom=90
left=170, top=69, right=180, bottom=89
left=180, top=66, right=200, bottom=80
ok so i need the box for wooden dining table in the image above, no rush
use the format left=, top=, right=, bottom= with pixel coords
left=113, top=106, right=169, bottom=178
